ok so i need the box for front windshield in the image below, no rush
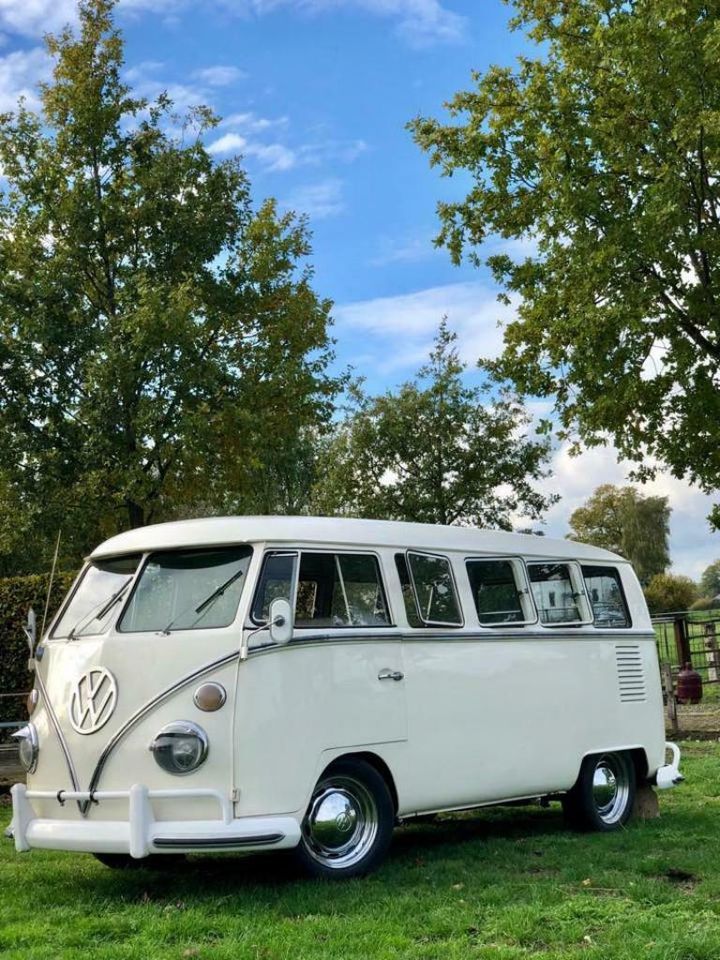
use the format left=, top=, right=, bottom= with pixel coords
left=118, top=547, right=252, bottom=633
left=51, top=555, right=142, bottom=639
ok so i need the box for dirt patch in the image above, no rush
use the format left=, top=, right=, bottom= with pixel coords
left=662, top=868, right=698, bottom=892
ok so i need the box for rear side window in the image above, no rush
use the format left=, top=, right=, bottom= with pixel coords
left=466, top=559, right=533, bottom=626
left=406, top=552, right=463, bottom=627
left=293, top=552, right=390, bottom=628
left=527, top=562, right=592, bottom=626
left=582, top=566, right=630, bottom=628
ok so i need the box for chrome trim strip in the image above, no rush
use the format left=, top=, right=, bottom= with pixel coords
left=152, top=834, right=284, bottom=849
left=34, top=669, right=82, bottom=801
left=84, top=650, right=240, bottom=810
left=247, top=629, right=657, bottom=656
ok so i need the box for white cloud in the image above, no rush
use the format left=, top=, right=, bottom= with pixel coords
left=222, top=111, right=288, bottom=132
left=0, top=46, right=50, bottom=112
left=207, top=131, right=297, bottom=171
left=192, top=65, right=247, bottom=87
left=335, top=280, right=515, bottom=371
left=336, top=279, right=720, bottom=578
left=243, top=0, right=466, bottom=46
left=0, top=0, right=76, bottom=36
left=535, top=441, right=720, bottom=581
left=283, top=178, right=345, bottom=219
left=0, top=0, right=466, bottom=46
left=370, top=231, right=438, bottom=267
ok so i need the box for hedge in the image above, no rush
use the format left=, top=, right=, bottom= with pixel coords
left=0, top=572, right=76, bottom=725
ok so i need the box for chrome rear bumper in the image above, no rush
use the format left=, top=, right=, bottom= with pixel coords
left=10, top=783, right=301, bottom=856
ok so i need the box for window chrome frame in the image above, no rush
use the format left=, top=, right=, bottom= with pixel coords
left=405, top=550, right=464, bottom=628
left=526, top=559, right=595, bottom=628
left=48, top=553, right=147, bottom=641
left=464, top=555, right=538, bottom=628
left=249, top=547, right=395, bottom=631
left=116, top=544, right=254, bottom=635
left=581, top=563, right=632, bottom=629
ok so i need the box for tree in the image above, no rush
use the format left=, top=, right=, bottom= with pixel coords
left=0, top=0, right=338, bottom=574
left=700, top=559, right=720, bottom=598
left=412, top=0, right=720, bottom=524
left=644, top=573, right=698, bottom=615
left=311, top=320, right=556, bottom=528
left=568, top=484, right=670, bottom=583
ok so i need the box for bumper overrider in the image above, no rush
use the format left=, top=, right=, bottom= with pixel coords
left=8, top=783, right=301, bottom=857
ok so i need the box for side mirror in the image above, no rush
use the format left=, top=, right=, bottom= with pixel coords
left=23, top=608, right=37, bottom=658
left=268, top=598, right=293, bottom=646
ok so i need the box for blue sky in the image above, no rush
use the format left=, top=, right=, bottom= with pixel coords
left=1, top=0, right=719, bottom=577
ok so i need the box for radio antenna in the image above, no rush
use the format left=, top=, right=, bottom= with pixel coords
left=40, top=530, right=62, bottom=641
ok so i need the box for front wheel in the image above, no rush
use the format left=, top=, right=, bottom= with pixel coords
left=295, top=758, right=395, bottom=879
left=562, top=751, right=636, bottom=831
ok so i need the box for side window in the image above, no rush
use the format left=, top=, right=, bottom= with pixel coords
left=527, top=562, right=592, bottom=626
left=582, top=565, right=631, bottom=628
left=407, top=552, right=463, bottom=626
left=466, top=559, right=534, bottom=626
left=251, top=552, right=298, bottom=624
left=295, top=553, right=390, bottom=628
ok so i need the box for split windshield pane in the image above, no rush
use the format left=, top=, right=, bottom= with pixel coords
left=51, top=555, right=142, bottom=639
left=118, top=546, right=252, bottom=633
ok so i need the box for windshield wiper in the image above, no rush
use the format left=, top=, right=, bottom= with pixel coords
left=68, top=580, right=132, bottom=640
left=159, top=567, right=246, bottom=636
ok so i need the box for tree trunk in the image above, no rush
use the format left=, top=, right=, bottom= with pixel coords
left=126, top=499, right=146, bottom=529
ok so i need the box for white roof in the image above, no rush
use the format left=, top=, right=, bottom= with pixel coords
left=91, top=515, right=624, bottom=564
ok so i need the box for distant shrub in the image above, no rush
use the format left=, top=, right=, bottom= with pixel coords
left=0, top=573, right=75, bottom=724
left=690, top=596, right=720, bottom=612
left=644, top=573, right=699, bottom=615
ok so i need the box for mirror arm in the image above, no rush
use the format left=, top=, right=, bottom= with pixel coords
left=240, top=615, right=283, bottom=662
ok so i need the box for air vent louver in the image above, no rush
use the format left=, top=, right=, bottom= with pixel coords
left=615, top=644, right=646, bottom=702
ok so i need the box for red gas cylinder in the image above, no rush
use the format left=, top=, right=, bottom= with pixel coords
left=676, top=662, right=703, bottom=704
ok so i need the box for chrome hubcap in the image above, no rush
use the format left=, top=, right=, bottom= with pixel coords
left=592, top=754, right=630, bottom=824
left=302, top=775, right=378, bottom=869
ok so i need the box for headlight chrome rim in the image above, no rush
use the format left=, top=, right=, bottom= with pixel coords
left=13, top=723, right=39, bottom=774
left=149, top=720, right=209, bottom=776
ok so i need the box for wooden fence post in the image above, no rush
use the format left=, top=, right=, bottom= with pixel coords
left=661, top=661, right=678, bottom=736
left=674, top=616, right=691, bottom=666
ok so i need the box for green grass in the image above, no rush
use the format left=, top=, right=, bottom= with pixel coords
left=2, top=743, right=720, bottom=960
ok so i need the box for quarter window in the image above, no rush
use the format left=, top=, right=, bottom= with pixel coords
left=527, top=562, right=592, bottom=626
left=466, top=559, right=533, bottom=626
left=582, top=566, right=630, bottom=628
left=406, top=552, right=463, bottom=626
left=251, top=552, right=298, bottom=623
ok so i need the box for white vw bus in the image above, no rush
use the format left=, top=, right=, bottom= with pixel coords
left=10, top=516, right=682, bottom=878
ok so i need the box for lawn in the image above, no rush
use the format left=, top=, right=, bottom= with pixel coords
left=1, top=743, right=719, bottom=960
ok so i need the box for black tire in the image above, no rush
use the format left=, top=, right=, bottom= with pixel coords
left=93, top=853, right=187, bottom=870
left=294, top=758, right=395, bottom=879
left=562, top=751, right=636, bottom=832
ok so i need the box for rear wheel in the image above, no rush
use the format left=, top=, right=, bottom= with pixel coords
left=563, top=752, right=636, bottom=831
left=295, top=758, right=394, bottom=879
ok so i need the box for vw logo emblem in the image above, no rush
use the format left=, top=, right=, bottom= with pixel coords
left=69, top=668, right=118, bottom=735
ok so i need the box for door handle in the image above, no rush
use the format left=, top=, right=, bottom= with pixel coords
left=378, top=669, right=404, bottom=682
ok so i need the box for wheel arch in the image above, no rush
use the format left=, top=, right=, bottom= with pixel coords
left=320, top=751, right=399, bottom=814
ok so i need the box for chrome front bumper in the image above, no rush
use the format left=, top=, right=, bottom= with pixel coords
left=10, top=783, right=301, bottom=857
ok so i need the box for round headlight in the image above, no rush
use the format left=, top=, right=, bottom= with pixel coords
left=150, top=721, right=208, bottom=776
left=13, top=723, right=38, bottom=773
